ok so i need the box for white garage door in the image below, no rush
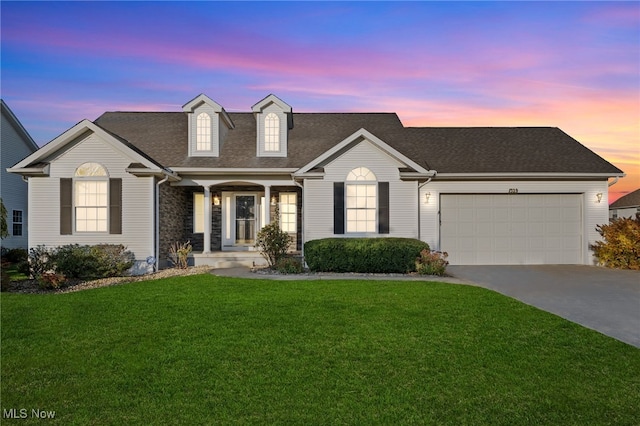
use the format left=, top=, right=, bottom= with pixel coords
left=441, top=194, right=583, bottom=265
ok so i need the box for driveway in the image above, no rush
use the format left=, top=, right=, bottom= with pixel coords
left=447, top=265, right=640, bottom=348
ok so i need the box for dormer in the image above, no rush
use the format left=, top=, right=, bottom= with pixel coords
left=251, top=94, right=293, bottom=158
left=182, top=94, right=234, bottom=157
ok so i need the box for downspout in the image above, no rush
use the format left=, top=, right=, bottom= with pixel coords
left=155, top=174, right=170, bottom=272
left=417, top=177, right=433, bottom=241
left=608, top=177, right=619, bottom=187
left=292, top=176, right=305, bottom=260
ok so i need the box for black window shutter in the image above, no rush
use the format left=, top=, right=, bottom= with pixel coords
left=109, top=178, right=122, bottom=234
left=60, top=178, right=73, bottom=235
left=378, top=182, right=389, bottom=234
left=333, top=182, right=345, bottom=234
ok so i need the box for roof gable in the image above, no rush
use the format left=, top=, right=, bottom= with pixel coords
left=294, top=128, right=434, bottom=177
left=1, top=99, right=39, bottom=152
left=182, top=94, right=234, bottom=129
left=8, top=119, right=167, bottom=177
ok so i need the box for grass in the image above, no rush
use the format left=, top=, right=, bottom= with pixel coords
left=1, top=275, right=639, bottom=425
left=3, top=263, right=28, bottom=281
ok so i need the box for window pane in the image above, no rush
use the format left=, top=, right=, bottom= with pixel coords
left=265, top=113, right=280, bottom=151
left=76, top=163, right=107, bottom=177
left=194, top=193, right=204, bottom=233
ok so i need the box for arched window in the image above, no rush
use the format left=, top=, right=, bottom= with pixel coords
left=74, top=163, right=108, bottom=232
left=196, top=112, right=211, bottom=151
left=346, top=167, right=377, bottom=233
left=265, top=113, right=280, bottom=151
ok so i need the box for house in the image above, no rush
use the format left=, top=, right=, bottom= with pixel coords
left=8, top=94, right=624, bottom=271
left=609, top=189, right=640, bottom=220
left=1, top=100, right=39, bottom=250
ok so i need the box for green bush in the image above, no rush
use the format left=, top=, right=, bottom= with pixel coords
left=304, top=238, right=429, bottom=273
left=591, top=214, right=640, bottom=270
left=256, top=221, right=293, bottom=268
left=276, top=256, right=304, bottom=274
left=1, top=248, right=28, bottom=264
left=90, top=244, right=135, bottom=277
left=56, top=244, right=98, bottom=279
left=55, top=244, right=134, bottom=279
left=27, top=245, right=56, bottom=279
left=416, top=249, right=449, bottom=276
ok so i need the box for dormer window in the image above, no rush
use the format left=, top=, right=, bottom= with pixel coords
left=252, top=94, right=292, bottom=158
left=182, top=94, right=235, bottom=157
left=196, top=112, right=212, bottom=151
left=265, top=113, right=280, bottom=151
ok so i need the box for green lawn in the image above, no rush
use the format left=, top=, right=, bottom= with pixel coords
left=2, top=275, right=638, bottom=425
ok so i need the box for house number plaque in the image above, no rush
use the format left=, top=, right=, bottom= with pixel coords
left=508, top=188, right=519, bottom=194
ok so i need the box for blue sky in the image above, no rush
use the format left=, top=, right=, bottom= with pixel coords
left=1, top=1, right=638, bottom=199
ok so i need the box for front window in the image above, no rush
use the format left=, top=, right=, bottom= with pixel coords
left=12, top=210, right=23, bottom=236
left=265, top=113, right=280, bottom=151
left=196, top=112, right=211, bottom=151
left=75, top=162, right=108, bottom=232
left=346, top=167, right=377, bottom=233
left=193, top=193, right=205, bottom=233
left=280, top=193, right=297, bottom=233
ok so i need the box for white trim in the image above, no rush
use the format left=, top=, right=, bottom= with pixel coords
left=294, top=128, right=435, bottom=177
left=435, top=172, right=625, bottom=179
left=8, top=120, right=162, bottom=172
left=182, top=93, right=234, bottom=129
left=251, top=94, right=292, bottom=114
left=171, top=167, right=297, bottom=174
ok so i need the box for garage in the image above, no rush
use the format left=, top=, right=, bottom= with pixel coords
left=440, top=194, right=583, bottom=265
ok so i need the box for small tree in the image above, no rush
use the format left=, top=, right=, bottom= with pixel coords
left=0, top=198, right=8, bottom=239
left=590, top=213, right=640, bottom=270
left=256, top=205, right=292, bottom=268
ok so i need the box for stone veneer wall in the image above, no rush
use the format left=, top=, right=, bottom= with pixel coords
left=158, top=183, right=188, bottom=268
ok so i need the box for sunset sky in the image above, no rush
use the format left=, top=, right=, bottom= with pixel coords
left=2, top=1, right=638, bottom=202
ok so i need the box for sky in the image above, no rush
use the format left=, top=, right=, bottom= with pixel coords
left=1, top=1, right=638, bottom=203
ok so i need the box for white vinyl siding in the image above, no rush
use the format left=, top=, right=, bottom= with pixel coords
left=29, top=133, right=154, bottom=263
left=1, top=111, right=36, bottom=249
left=419, top=180, right=610, bottom=265
left=304, top=139, right=418, bottom=241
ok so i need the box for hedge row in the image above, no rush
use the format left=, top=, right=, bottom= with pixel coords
left=304, top=238, right=429, bottom=273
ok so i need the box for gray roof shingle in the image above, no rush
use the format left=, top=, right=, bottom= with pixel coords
left=610, top=188, right=640, bottom=208
left=93, top=111, right=623, bottom=175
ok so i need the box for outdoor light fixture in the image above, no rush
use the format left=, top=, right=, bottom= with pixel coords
left=271, top=196, right=277, bottom=206
left=425, top=192, right=431, bottom=203
left=213, top=195, right=220, bottom=206
left=596, top=193, right=603, bottom=203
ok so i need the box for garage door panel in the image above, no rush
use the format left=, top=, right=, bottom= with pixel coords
left=441, top=194, right=582, bottom=265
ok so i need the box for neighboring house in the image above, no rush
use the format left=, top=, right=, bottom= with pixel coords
left=609, top=189, right=640, bottom=220
left=1, top=100, right=39, bottom=250
left=8, top=94, right=624, bottom=270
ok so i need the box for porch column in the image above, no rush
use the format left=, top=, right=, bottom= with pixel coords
left=203, top=186, right=211, bottom=253
left=264, top=185, right=271, bottom=224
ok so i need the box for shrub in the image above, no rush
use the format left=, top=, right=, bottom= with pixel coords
left=416, top=249, right=449, bottom=276
left=37, top=272, right=66, bottom=290
left=276, top=256, right=304, bottom=274
left=2, top=248, right=28, bottom=264
left=168, top=241, right=192, bottom=269
left=1, top=260, right=10, bottom=292
left=55, top=244, right=135, bottom=279
left=590, top=214, right=640, bottom=270
left=27, top=245, right=56, bottom=279
left=56, top=244, right=97, bottom=279
left=256, top=221, right=293, bottom=268
left=304, top=238, right=429, bottom=273
left=91, top=244, right=135, bottom=277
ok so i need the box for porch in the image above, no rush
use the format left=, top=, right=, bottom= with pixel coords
left=191, top=250, right=268, bottom=269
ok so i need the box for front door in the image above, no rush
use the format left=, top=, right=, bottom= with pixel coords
left=235, top=195, right=256, bottom=245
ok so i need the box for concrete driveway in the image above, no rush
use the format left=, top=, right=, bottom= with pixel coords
left=447, top=265, right=640, bottom=348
